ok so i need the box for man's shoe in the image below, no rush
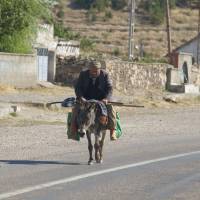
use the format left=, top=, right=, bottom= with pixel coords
left=110, top=129, right=117, bottom=141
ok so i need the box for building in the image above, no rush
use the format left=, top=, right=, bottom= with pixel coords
left=172, top=34, right=200, bottom=64
left=35, top=24, right=58, bottom=82
left=56, top=40, right=80, bottom=58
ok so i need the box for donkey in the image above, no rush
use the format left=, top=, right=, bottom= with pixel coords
left=76, top=99, right=107, bottom=165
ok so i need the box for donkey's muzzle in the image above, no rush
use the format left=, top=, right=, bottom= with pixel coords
left=78, top=129, right=86, bottom=137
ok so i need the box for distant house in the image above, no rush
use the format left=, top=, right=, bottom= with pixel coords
left=34, top=24, right=58, bottom=82
left=35, top=24, right=58, bottom=51
left=172, top=34, right=200, bottom=64
left=56, top=40, right=80, bottom=58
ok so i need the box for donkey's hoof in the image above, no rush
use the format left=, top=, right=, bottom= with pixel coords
left=96, top=159, right=103, bottom=164
left=88, top=160, right=93, bottom=165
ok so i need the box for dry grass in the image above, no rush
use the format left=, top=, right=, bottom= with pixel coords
left=18, top=85, right=75, bottom=96
left=60, top=1, right=199, bottom=59
left=0, top=84, right=17, bottom=94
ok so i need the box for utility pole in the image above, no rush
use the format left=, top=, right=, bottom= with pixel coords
left=166, top=0, right=172, bottom=62
left=197, top=2, right=200, bottom=68
left=128, top=0, right=135, bottom=60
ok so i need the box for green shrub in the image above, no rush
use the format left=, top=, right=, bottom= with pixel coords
left=111, top=0, right=127, bottom=10
left=105, top=10, right=112, bottom=19
left=86, top=8, right=97, bottom=22
left=80, top=37, right=96, bottom=51
left=0, top=0, right=51, bottom=53
left=9, top=112, right=17, bottom=117
left=54, top=22, right=80, bottom=40
left=75, top=0, right=128, bottom=11
left=113, top=48, right=120, bottom=56
left=57, top=10, right=65, bottom=18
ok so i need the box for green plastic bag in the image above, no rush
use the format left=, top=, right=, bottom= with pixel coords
left=67, top=112, right=80, bottom=141
left=115, top=112, right=122, bottom=138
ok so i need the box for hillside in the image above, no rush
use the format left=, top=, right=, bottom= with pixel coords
left=54, top=0, right=199, bottom=60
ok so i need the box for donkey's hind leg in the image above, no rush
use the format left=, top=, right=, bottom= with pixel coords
left=94, top=134, right=102, bottom=163
left=86, top=131, right=93, bottom=165
left=99, top=130, right=106, bottom=163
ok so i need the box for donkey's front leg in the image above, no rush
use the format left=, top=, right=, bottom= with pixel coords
left=99, top=130, right=106, bottom=163
left=86, top=131, right=93, bottom=165
left=94, top=134, right=101, bottom=163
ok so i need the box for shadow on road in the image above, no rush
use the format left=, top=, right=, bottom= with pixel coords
left=0, top=160, right=86, bottom=165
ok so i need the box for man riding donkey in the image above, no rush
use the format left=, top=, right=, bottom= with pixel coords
left=69, top=59, right=117, bottom=141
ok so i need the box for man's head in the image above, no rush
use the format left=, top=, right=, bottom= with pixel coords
left=88, top=60, right=101, bottom=78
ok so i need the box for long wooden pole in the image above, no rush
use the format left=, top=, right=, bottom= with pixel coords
left=197, top=3, right=200, bottom=68
left=128, top=0, right=135, bottom=60
left=166, top=0, right=172, bottom=61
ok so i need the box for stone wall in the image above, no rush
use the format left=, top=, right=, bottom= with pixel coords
left=55, top=59, right=88, bottom=85
left=191, top=66, right=200, bottom=86
left=105, top=60, right=169, bottom=95
left=0, top=52, right=37, bottom=88
left=56, top=58, right=170, bottom=95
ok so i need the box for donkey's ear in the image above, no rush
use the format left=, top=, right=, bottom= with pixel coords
left=88, top=102, right=96, bottom=110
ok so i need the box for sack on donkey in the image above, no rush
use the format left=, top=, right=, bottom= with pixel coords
left=66, top=112, right=122, bottom=141
left=66, top=112, right=80, bottom=141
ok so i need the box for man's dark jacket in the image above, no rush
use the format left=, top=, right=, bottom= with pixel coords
left=75, top=69, right=113, bottom=100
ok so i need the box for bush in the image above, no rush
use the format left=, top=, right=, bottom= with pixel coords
left=74, top=0, right=128, bottom=11
left=113, top=48, right=120, bottom=56
left=80, top=37, right=95, bottom=51
left=0, top=0, right=51, bottom=53
left=54, top=22, right=80, bottom=40
left=86, top=8, right=97, bottom=22
left=111, top=0, right=127, bottom=10
left=57, top=10, right=65, bottom=18
left=141, top=0, right=165, bottom=25
left=105, top=10, right=112, bottom=19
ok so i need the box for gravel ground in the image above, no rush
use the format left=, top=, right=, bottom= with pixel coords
left=0, top=85, right=200, bottom=161
left=0, top=103, right=200, bottom=161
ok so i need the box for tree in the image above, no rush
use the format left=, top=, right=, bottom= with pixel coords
left=0, top=0, right=51, bottom=53
left=111, top=0, right=127, bottom=10
left=74, top=0, right=128, bottom=11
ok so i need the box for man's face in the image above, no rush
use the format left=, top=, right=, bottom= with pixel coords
left=89, top=67, right=100, bottom=78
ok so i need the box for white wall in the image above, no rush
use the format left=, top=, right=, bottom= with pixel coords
left=0, top=52, right=37, bottom=87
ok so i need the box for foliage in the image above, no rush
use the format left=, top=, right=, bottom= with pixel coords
left=74, top=0, right=127, bottom=11
left=0, top=0, right=51, bottom=53
left=54, top=22, right=80, bottom=40
left=80, top=37, right=95, bottom=51
left=57, top=10, right=65, bottom=18
left=105, top=10, right=112, bottom=19
left=86, top=8, right=97, bottom=22
left=113, top=48, right=120, bottom=56
left=139, top=0, right=197, bottom=25
left=9, top=112, right=17, bottom=117
left=111, top=0, right=127, bottom=10
left=137, top=52, right=168, bottom=63
left=175, top=0, right=199, bottom=7
left=141, top=0, right=165, bottom=25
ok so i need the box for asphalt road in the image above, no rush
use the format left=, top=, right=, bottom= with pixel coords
left=0, top=106, right=200, bottom=200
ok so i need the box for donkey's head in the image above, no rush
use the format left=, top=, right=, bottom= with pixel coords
left=76, top=99, right=97, bottom=136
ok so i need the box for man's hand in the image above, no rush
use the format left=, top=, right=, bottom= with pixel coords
left=102, top=99, right=108, bottom=104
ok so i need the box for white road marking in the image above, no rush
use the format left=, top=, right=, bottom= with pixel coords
left=0, top=150, right=200, bottom=199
